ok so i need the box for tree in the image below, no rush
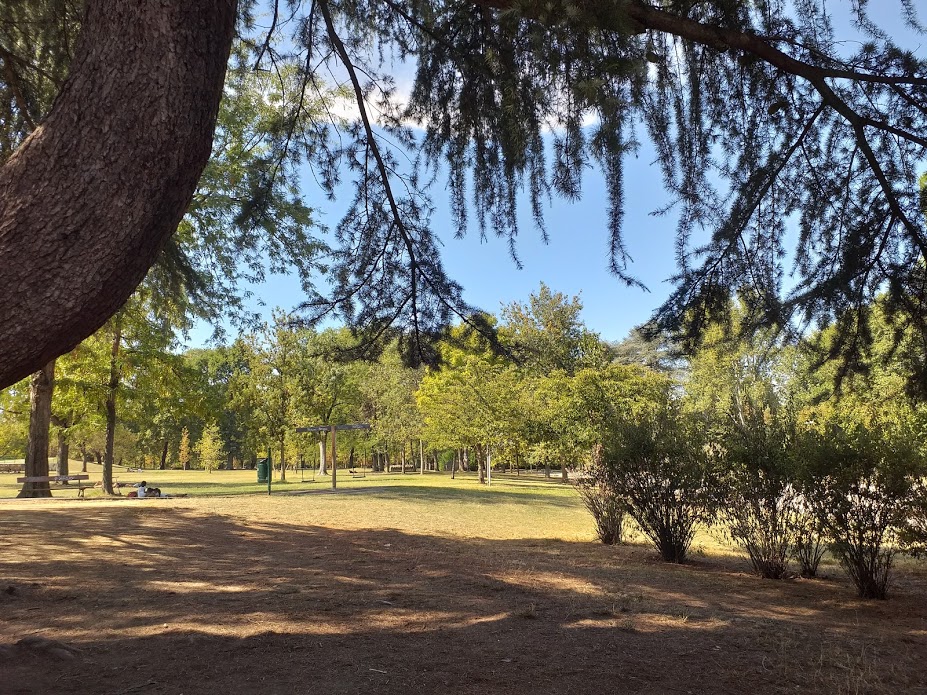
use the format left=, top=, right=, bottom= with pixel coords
left=16, top=362, right=55, bottom=498
left=0, top=0, right=235, bottom=386
left=178, top=427, right=191, bottom=472
left=195, top=422, right=224, bottom=473
left=501, top=284, right=594, bottom=376
left=2, top=2, right=926, bottom=385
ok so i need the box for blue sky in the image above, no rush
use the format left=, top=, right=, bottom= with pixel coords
left=187, top=139, right=681, bottom=346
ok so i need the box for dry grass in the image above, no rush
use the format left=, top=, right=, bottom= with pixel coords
left=1, top=478, right=926, bottom=694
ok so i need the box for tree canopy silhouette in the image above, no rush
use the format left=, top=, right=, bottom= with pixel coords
left=1, top=0, right=925, bottom=386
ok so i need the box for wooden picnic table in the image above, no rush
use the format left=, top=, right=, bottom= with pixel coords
left=17, top=474, right=92, bottom=497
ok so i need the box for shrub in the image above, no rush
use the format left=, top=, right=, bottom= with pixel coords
left=725, top=479, right=798, bottom=579
left=576, top=446, right=625, bottom=545
left=899, top=482, right=927, bottom=557
left=791, top=501, right=827, bottom=578
left=576, top=478, right=625, bottom=545
left=601, top=405, right=717, bottom=563
left=719, top=399, right=799, bottom=579
left=796, top=407, right=923, bottom=599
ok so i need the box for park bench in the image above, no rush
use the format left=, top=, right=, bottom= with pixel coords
left=0, top=462, right=25, bottom=474
left=16, top=474, right=92, bottom=497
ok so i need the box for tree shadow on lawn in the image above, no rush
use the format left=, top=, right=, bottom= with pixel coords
left=304, top=483, right=582, bottom=508
left=1, top=506, right=925, bottom=695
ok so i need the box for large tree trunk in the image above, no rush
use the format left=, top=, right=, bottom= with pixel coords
left=17, top=360, right=56, bottom=498
left=0, top=0, right=236, bottom=389
left=159, top=439, right=169, bottom=470
left=102, top=320, right=122, bottom=496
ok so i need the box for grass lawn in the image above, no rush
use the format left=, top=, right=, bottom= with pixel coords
left=1, top=467, right=925, bottom=694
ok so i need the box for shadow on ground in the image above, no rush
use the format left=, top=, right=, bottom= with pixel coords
left=1, top=505, right=925, bottom=695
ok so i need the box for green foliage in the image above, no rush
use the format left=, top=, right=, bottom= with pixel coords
left=600, top=402, right=718, bottom=563
left=178, top=427, right=191, bottom=471
left=195, top=422, right=224, bottom=473
left=719, top=402, right=800, bottom=579
left=575, top=445, right=625, bottom=545
left=795, top=401, right=925, bottom=599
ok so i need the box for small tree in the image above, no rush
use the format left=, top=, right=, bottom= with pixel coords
left=178, top=426, right=191, bottom=471
left=602, top=404, right=717, bottom=563
left=195, top=422, right=223, bottom=474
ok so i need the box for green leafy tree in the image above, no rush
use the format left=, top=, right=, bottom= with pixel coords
left=195, top=422, right=224, bottom=473
left=3, top=2, right=927, bottom=386
left=178, top=427, right=191, bottom=471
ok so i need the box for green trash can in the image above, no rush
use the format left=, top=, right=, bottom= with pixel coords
left=256, top=458, right=269, bottom=483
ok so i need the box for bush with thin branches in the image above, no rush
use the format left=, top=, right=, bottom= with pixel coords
left=601, top=405, right=717, bottom=563
left=575, top=446, right=625, bottom=545
left=719, top=397, right=801, bottom=579
left=796, top=407, right=923, bottom=599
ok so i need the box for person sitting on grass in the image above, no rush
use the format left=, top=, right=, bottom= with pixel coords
left=127, top=481, right=162, bottom=498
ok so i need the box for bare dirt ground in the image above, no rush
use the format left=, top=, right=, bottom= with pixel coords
left=2, top=497, right=926, bottom=695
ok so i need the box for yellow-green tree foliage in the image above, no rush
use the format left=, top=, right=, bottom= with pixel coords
left=195, top=422, right=223, bottom=473
left=178, top=426, right=191, bottom=470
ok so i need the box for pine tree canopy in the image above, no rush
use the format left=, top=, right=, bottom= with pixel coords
left=0, top=1, right=925, bottom=383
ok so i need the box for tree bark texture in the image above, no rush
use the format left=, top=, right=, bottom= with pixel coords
left=0, top=0, right=237, bottom=388
left=160, top=439, right=169, bottom=470
left=17, top=360, right=55, bottom=498
left=318, top=436, right=327, bottom=475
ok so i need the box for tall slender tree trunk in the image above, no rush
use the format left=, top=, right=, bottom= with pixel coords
left=159, top=439, right=169, bottom=470
left=419, top=439, right=424, bottom=474
left=318, top=435, right=327, bottom=475
left=561, top=462, right=569, bottom=483
left=56, top=428, right=70, bottom=480
left=102, top=319, right=123, bottom=496
left=17, top=360, right=55, bottom=498
left=400, top=444, right=406, bottom=474
left=279, top=435, right=286, bottom=481
left=478, top=445, right=486, bottom=485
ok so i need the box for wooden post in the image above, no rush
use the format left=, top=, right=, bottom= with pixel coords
left=331, top=425, right=337, bottom=490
